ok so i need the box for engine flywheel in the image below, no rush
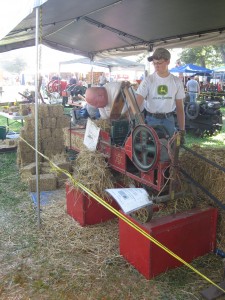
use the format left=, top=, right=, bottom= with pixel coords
left=132, top=125, right=160, bottom=172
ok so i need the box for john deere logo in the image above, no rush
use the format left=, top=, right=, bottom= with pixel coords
left=158, top=85, right=168, bottom=95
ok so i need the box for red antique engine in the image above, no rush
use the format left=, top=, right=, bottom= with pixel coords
left=68, top=82, right=182, bottom=220
left=47, top=79, right=68, bottom=95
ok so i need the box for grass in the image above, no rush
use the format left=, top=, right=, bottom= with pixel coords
left=184, top=107, right=225, bottom=148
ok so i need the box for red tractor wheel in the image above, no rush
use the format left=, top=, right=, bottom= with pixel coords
left=47, top=80, right=61, bottom=93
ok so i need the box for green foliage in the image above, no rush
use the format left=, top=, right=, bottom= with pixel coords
left=180, top=46, right=224, bottom=68
left=0, top=116, right=22, bottom=132
left=0, top=57, right=27, bottom=74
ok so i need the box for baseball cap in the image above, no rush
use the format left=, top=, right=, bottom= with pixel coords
left=147, top=48, right=171, bottom=62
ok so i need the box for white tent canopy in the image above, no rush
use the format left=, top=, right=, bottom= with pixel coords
left=0, top=0, right=225, bottom=58
left=59, top=57, right=145, bottom=72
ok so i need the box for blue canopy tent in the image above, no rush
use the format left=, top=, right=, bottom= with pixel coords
left=170, top=64, right=212, bottom=76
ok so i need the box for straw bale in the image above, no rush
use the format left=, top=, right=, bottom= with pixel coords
left=56, top=116, right=71, bottom=128
left=23, top=116, right=34, bottom=131
left=41, top=165, right=51, bottom=174
left=28, top=173, right=57, bottom=192
left=19, top=152, right=35, bottom=167
left=39, top=128, right=52, bottom=140
left=41, top=117, right=57, bottom=129
left=38, top=104, right=51, bottom=117
left=53, top=161, right=72, bottom=187
left=180, top=146, right=225, bottom=205
left=20, top=162, right=36, bottom=181
left=16, top=148, right=21, bottom=166
left=72, top=149, right=115, bottom=199
left=51, top=128, right=64, bottom=139
left=54, top=144, right=65, bottom=153
left=48, top=104, right=64, bottom=117
left=179, top=145, right=225, bottom=251
left=217, top=211, right=225, bottom=250
left=42, top=150, right=54, bottom=160
left=41, top=117, right=51, bottom=129
left=63, top=128, right=85, bottom=150
left=41, top=137, right=54, bottom=149
left=19, top=104, right=30, bottom=116
left=50, top=117, right=57, bottom=128
left=20, top=128, right=35, bottom=141
left=29, top=104, right=35, bottom=115
left=64, top=129, right=86, bottom=150
left=18, top=139, right=35, bottom=152
left=63, top=128, right=70, bottom=147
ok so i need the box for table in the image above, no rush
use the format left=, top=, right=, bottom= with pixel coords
left=0, top=111, right=25, bottom=128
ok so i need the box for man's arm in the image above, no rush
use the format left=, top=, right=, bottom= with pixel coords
left=135, top=93, right=145, bottom=110
left=176, top=99, right=185, bottom=131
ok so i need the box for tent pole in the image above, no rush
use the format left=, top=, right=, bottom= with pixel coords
left=91, top=64, right=93, bottom=86
left=35, top=5, right=41, bottom=229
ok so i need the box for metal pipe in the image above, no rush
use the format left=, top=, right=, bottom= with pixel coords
left=35, top=5, right=41, bottom=229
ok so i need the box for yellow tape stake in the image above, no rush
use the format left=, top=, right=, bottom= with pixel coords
left=20, top=136, right=225, bottom=295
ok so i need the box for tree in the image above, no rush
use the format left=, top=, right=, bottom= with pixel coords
left=179, top=46, right=224, bottom=68
left=0, top=57, right=27, bottom=74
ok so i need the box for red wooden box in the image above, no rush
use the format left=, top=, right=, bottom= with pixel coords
left=119, top=207, right=218, bottom=279
left=66, top=184, right=119, bottom=226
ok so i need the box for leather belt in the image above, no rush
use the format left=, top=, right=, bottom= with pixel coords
left=146, top=111, right=174, bottom=119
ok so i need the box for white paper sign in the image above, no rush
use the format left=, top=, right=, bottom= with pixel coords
left=106, top=188, right=152, bottom=214
left=83, top=118, right=100, bottom=151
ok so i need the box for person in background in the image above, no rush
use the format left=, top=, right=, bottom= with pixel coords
left=69, top=76, right=77, bottom=85
left=135, top=47, right=185, bottom=139
left=186, top=75, right=200, bottom=102
left=99, top=73, right=107, bottom=86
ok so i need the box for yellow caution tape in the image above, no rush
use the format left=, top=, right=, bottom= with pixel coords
left=20, top=136, right=225, bottom=294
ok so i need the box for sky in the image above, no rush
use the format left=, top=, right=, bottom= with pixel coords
left=0, top=45, right=182, bottom=75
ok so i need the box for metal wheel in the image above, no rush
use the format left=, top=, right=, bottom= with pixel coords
left=132, top=125, right=159, bottom=172
left=185, top=102, right=199, bottom=120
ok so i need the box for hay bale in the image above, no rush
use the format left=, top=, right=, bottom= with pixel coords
left=28, top=173, right=57, bottom=192
left=39, top=128, right=52, bottom=140
left=20, top=162, right=36, bottom=182
left=180, top=145, right=225, bottom=251
left=72, top=149, right=115, bottom=199
left=48, top=105, right=64, bottom=117
left=19, top=104, right=30, bottom=116
left=180, top=146, right=225, bottom=205
left=51, top=128, right=64, bottom=139
left=56, top=116, right=71, bottom=128
left=23, top=116, right=35, bottom=131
